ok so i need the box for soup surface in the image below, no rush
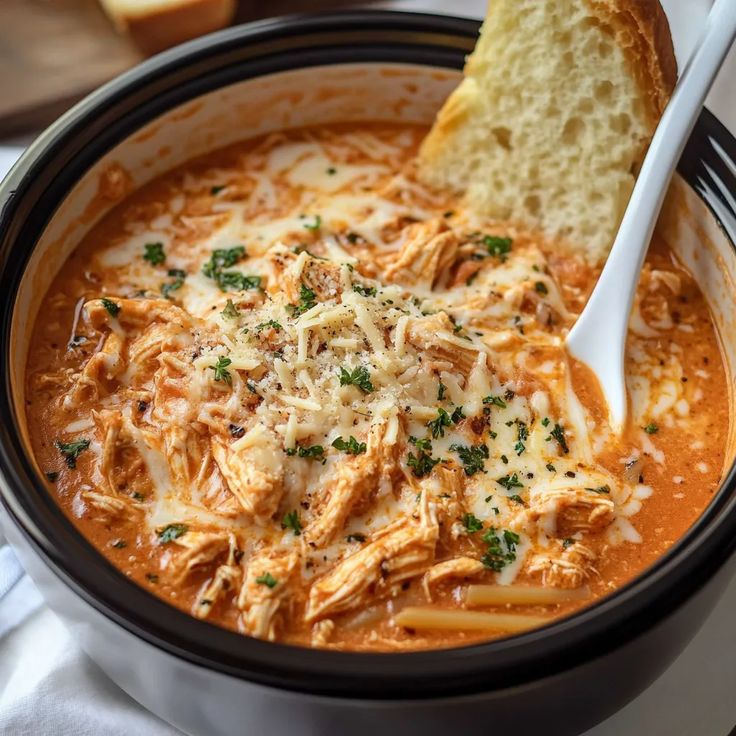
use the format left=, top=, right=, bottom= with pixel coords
left=26, top=124, right=729, bottom=651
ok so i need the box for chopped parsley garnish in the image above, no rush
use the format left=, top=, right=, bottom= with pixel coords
left=346, top=232, right=360, bottom=244
left=481, top=528, right=520, bottom=571
left=287, top=283, right=317, bottom=316
left=221, top=272, right=261, bottom=292
left=326, top=167, right=337, bottom=175
left=161, top=274, right=185, bottom=298
left=450, top=406, right=466, bottom=424
left=484, top=235, right=513, bottom=259
left=353, top=284, right=376, bottom=297
left=281, top=510, right=302, bottom=536
left=482, top=395, right=507, bottom=409
left=303, top=214, right=322, bottom=231
left=111, top=540, right=127, bottom=549
left=255, top=572, right=278, bottom=588
left=407, top=450, right=440, bottom=478
left=339, top=365, right=374, bottom=393
left=332, top=435, right=367, bottom=455
left=255, top=319, right=282, bottom=332
left=158, top=523, right=188, bottom=543
left=54, top=439, right=90, bottom=469
left=45, top=471, right=59, bottom=483
left=202, top=246, right=258, bottom=292
left=286, top=444, right=325, bottom=461
left=210, top=185, right=226, bottom=195
left=501, top=454, right=509, bottom=464
left=562, top=537, right=575, bottom=549
left=428, top=408, right=453, bottom=438
left=508, top=494, right=525, bottom=505
left=450, top=443, right=489, bottom=477
left=408, top=436, right=432, bottom=452
left=100, top=298, right=120, bottom=318
left=463, top=513, right=484, bottom=533
left=437, top=381, right=447, bottom=401
left=541, top=417, right=550, bottom=427
left=346, top=533, right=366, bottom=543
left=229, top=424, right=245, bottom=438
left=514, top=421, right=528, bottom=456
left=547, top=423, right=570, bottom=454
left=209, top=356, right=232, bottom=384
left=221, top=299, right=238, bottom=319
left=586, top=485, right=611, bottom=494
left=203, top=246, right=245, bottom=275
left=644, top=422, right=659, bottom=434
left=143, top=242, right=165, bottom=266
left=496, top=473, right=524, bottom=490
left=534, top=281, right=548, bottom=295
left=546, top=462, right=557, bottom=472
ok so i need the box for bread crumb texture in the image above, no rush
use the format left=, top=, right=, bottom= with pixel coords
left=418, top=0, right=675, bottom=265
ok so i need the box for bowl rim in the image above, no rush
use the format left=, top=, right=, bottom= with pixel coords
left=1, top=9, right=736, bottom=701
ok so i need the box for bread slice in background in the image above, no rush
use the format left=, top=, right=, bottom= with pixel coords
left=99, top=0, right=236, bottom=55
left=417, top=0, right=677, bottom=265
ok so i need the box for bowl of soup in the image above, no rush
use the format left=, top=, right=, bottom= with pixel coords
left=0, top=11, right=735, bottom=736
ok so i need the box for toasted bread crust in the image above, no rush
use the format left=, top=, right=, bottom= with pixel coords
left=587, top=0, right=676, bottom=122
left=100, top=0, right=236, bottom=55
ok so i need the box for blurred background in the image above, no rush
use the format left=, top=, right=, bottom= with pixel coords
left=0, top=0, right=731, bottom=142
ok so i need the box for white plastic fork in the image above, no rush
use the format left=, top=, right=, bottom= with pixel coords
left=566, top=0, right=736, bottom=434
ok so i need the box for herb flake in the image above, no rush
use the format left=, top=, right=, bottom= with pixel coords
left=54, top=439, right=90, bottom=469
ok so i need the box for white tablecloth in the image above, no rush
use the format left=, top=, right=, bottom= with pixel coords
left=1, top=1, right=735, bottom=733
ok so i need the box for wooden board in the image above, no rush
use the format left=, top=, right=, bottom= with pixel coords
left=0, top=0, right=364, bottom=137
left=0, top=1, right=143, bottom=135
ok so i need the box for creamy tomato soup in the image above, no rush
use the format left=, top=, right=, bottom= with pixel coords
left=25, top=124, right=729, bottom=651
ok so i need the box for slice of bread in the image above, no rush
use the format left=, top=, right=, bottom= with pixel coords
left=417, top=0, right=677, bottom=265
left=98, top=0, right=236, bottom=55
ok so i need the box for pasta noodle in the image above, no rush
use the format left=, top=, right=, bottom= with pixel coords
left=466, top=585, right=591, bottom=607
left=394, top=607, right=549, bottom=632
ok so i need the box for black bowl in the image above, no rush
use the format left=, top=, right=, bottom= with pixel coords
left=1, top=11, right=735, bottom=736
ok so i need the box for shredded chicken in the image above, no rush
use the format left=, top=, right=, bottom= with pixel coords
left=81, top=490, right=139, bottom=518
left=192, top=535, right=241, bottom=620
left=93, top=409, right=123, bottom=493
left=211, top=432, right=284, bottom=523
left=306, top=492, right=439, bottom=622
left=84, top=297, right=192, bottom=331
left=422, top=557, right=485, bottom=599
left=64, top=332, right=124, bottom=406
left=238, top=548, right=299, bottom=640
left=383, top=218, right=459, bottom=290
left=169, top=531, right=232, bottom=584
left=521, top=485, right=616, bottom=538
left=306, top=421, right=401, bottom=547
left=270, top=248, right=345, bottom=304
left=527, top=542, right=597, bottom=589
left=406, top=312, right=484, bottom=375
